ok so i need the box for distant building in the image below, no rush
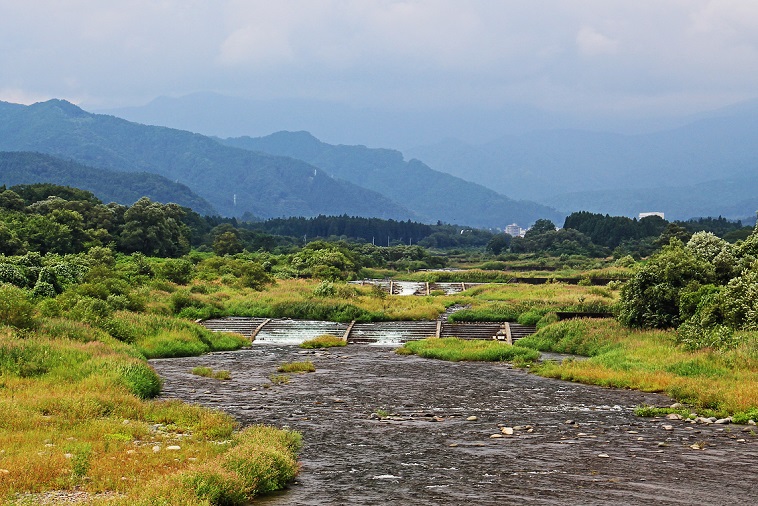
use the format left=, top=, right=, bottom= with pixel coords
left=505, top=223, right=524, bottom=237
left=639, top=212, right=665, bottom=220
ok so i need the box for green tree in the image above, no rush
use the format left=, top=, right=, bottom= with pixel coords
left=618, top=239, right=715, bottom=329
left=118, top=198, right=190, bottom=257
left=486, top=234, right=511, bottom=255
left=213, top=231, right=244, bottom=256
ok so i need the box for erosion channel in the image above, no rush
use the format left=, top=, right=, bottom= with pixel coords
left=150, top=345, right=756, bottom=505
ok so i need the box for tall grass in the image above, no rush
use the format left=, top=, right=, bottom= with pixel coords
left=0, top=311, right=297, bottom=504
left=399, top=337, right=540, bottom=363
left=300, top=334, right=347, bottom=348
left=277, top=361, right=316, bottom=373
left=516, top=319, right=758, bottom=418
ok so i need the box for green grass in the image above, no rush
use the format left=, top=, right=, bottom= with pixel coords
left=399, top=337, right=540, bottom=363
left=515, top=319, right=758, bottom=420
left=277, top=361, right=316, bottom=373
left=299, top=334, right=347, bottom=349
left=191, top=366, right=232, bottom=380
left=269, top=374, right=290, bottom=385
left=0, top=324, right=299, bottom=504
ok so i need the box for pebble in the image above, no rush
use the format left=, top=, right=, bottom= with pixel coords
left=466, top=416, right=478, bottom=421
left=670, top=403, right=683, bottom=409
left=666, top=414, right=682, bottom=420
left=166, top=445, right=181, bottom=451
left=490, top=434, right=503, bottom=439
left=597, top=453, right=610, bottom=458
left=501, top=427, right=514, bottom=435
left=152, top=445, right=161, bottom=453
left=663, top=425, right=673, bottom=431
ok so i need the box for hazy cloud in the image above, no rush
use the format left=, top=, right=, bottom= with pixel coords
left=1, top=1, right=758, bottom=117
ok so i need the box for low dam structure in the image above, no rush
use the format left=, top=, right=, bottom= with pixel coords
left=199, top=317, right=537, bottom=345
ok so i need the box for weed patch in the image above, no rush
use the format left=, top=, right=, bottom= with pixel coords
left=399, top=338, right=540, bottom=363
left=277, top=361, right=316, bottom=373
left=191, top=366, right=232, bottom=380
left=299, top=334, right=347, bottom=349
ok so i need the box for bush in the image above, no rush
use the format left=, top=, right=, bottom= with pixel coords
left=517, top=310, right=543, bottom=326
left=312, top=280, right=335, bottom=297
left=32, top=280, right=57, bottom=299
left=676, top=321, right=738, bottom=351
left=536, top=312, right=559, bottom=329
left=117, top=361, right=163, bottom=398
left=0, top=284, right=37, bottom=329
left=0, top=263, right=29, bottom=288
left=158, top=259, right=195, bottom=285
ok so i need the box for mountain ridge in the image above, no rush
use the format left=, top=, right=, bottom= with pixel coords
left=0, top=151, right=217, bottom=215
left=0, top=100, right=416, bottom=221
left=221, top=131, right=563, bottom=228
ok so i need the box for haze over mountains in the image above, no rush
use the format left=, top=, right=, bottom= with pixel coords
left=0, top=151, right=216, bottom=215
left=0, top=99, right=558, bottom=228
left=103, top=93, right=758, bottom=223
left=3, top=95, right=758, bottom=226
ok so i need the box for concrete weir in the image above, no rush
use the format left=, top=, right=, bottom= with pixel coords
left=198, top=317, right=536, bottom=345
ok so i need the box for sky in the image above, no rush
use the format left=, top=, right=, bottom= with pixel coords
left=2, top=1, right=758, bottom=126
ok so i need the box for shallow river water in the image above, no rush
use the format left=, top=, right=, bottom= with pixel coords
left=150, top=345, right=757, bottom=505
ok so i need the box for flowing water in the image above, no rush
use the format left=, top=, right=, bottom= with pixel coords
left=151, top=345, right=757, bottom=505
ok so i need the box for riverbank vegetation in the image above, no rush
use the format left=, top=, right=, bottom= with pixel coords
left=515, top=319, right=758, bottom=422
left=398, top=338, right=540, bottom=364
left=2, top=182, right=757, bottom=503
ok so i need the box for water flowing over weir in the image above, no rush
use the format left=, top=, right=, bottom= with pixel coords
left=350, top=279, right=485, bottom=296
left=198, top=317, right=537, bottom=345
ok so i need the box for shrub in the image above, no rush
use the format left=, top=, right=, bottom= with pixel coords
left=518, top=310, right=543, bottom=326
left=117, top=361, right=163, bottom=398
left=158, top=259, right=195, bottom=285
left=676, top=321, right=738, bottom=351
left=0, top=263, right=29, bottom=288
left=536, top=312, right=559, bottom=329
left=312, top=280, right=335, bottom=297
left=31, top=280, right=57, bottom=298
left=0, top=284, right=37, bottom=329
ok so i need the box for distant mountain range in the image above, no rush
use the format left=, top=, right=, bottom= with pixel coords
left=220, top=132, right=561, bottom=228
left=0, top=151, right=216, bottom=215
left=0, top=100, right=415, bottom=221
left=0, top=99, right=558, bottom=227
left=406, top=101, right=758, bottom=221
left=100, top=92, right=758, bottom=222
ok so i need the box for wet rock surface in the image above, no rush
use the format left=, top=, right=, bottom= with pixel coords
left=151, top=346, right=757, bottom=505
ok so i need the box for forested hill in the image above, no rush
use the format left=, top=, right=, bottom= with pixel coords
left=0, top=100, right=414, bottom=220
left=0, top=151, right=217, bottom=215
left=221, top=131, right=563, bottom=229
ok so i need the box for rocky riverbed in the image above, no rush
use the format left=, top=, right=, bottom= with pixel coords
left=151, top=345, right=757, bottom=505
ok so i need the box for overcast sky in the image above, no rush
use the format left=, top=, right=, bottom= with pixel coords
left=2, top=1, right=758, bottom=120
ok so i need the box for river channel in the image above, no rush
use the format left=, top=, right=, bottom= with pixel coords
left=150, top=345, right=757, bottom=505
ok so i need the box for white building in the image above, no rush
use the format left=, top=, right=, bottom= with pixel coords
left=505, top=223, right=524, bottom=237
